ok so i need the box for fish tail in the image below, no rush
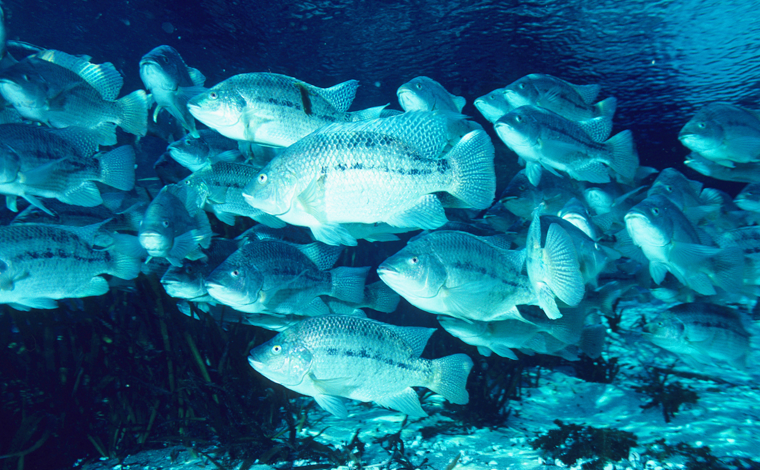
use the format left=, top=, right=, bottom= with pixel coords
left=605, top=130, right=639, bottom=181
left=107, top=245, right=144, bottom=281
left=447, top=130, right=496, bottom=209
left=98, top=145, right=135, bottom=191
left=364, top=281, right=401, bottom=313
left=594, top=96, right=617, bottom=119
left=116, top=89, right=149, bottom=136
left=709, top=245, right=745, bottom=293
left=330, top=266, right=369, bottom=304
left=428, top=353, right=473, bottom=405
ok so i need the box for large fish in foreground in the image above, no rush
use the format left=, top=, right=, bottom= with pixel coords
left=187, top=72, right=383, bottom=147
left=679, top=102, right=760, bottom=167
left=249, top=315, right=473, bottom=418
left=0, top=50, right=148, bottom=145
left=495, top=105, right=638, bottom=186
left=243, top=111, right=496, bottom=246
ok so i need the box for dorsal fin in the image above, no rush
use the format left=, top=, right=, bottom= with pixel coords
left=317, top=79, right=359, bottom=112
left=36, top=49, right=123, bottom=100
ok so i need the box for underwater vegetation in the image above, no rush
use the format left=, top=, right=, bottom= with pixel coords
left=632, top=366, right=699, bottom=423
left=531, top=419, right=638, bottom=470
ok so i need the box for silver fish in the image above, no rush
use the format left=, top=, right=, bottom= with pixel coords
left=0, top=223, right=141, bottom=310
left=499, top=169, right=583, bottom=219
left=735, top=183, right=760, bottom=213
left=624, top=194, right=743, bottom=296
left=187, top=72, right=383, bottom=146
left=138, top=183, right=212, bottom=266
left=0, top=50, right=148, bottom=145
left=248, top=315, right=473, bottom=418
left=378, top=230, right=536, bottom=323
left=502, top=74, right=617, bottom=124
left=167, top=129, right=246, bottom=172
left=204, top=238, right=366, bottom=315
left=645, top=302, right=751, bottom=369
left=495, top=105, right=638, bottom=186
left=179, top=161, right=286, bottom=228
left=474, top=88, right=513, bottom=123
left=139, top=45, right=206, bottom=137
left=243, top=111, right=495, bottom=246
left=679, top=102, right=760, bottom=167
left=160, top=238, right=239, bottom=304
left=397, top=76, right=466, bottom=113
left=684, top=152, right=760, bottom=183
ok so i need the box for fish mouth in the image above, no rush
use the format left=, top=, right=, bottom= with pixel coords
left=377, top=264, right=397, bottom=275
left=138, top=231, right=171, bottom=254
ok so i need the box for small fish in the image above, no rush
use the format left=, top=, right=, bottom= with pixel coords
left=204, top=238, right=367, bottom=315
left=474, top=88, right=513, bottom=123
left=187, top=72, right=384, bottom=146
left=160, top=238, right=240, bottom=304
left=243, top=111, right=495, bottom=246
left=684, top=152, right=760, bottom=183
left=624, top=194, right=744, bottom=295
left=499, top=169, right=583, bottom=219
left=249, top=315, right=473, bottom=418
left=11, top=199, right=143, bottom=233
left=502, top=73, right=617, bottom=124
left=644, top=302, right=751, bottom=369
left=0, top=50, right=148, bottom=145
left=0, top=223, right=142, bottom=310
left=495, top=105, right=638, bottom=186
left=139, top=45, right=206, bottom=137
left=646, top=167, right=720, bottom=224
left=167, top=129, right=246, bottom=172
left=179, top=161, right=286, bottom=228
left=378, top=230, right=536, bottom=323
left=438, top=304, right=588, bottom=360
left=735, top=183, right=760, bottom=212
left=396, top=76, right=466, bottom=113
left=138, top=183, right=212, bottom=266
left=679, top=102, right=760, bottom=167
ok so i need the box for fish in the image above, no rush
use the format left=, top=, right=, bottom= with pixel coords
left=558, top=198, right=598, bottom=240
left=204, top=238, right=367, bottom=315
left=167, top=129, right=247, bottom=172
left=646, top=167, right=721, bottom=223
left=11, top=198, right=143, bottom=233
left=0, top=223, right=142, bottom=310
left=495, top=105, right=638, bottom=186
left=525, top=210, right=585, bottom=320
left=502, top=73, right=617, bottom=124
left=396, top=76, right=466, bottom=113
left=0, top=123, right=135, bottom=211
left=248, top=315, right=473, bottom=418
left=243, top=111, right=496, bottom=246
left=734, top=183, right=760, bottom=212
left=679, top=102, right=760, bottom=167
left=684, top=152, right=760, bottom=183
left=187, top=72, right=383, bottom=147
left=438, top=304, right=588, bottom=360
left=644, top=302, right=751, bottom=369
left=0, top=50, right=148, bottom=145
left=377, top=230, right=536, bottom=323
left=624, top=194, right=744, bottom=296
left=499, top=169, right=583, bottom=219
left=160, top=237, right=240, bottom=305
left=139, top=45, right=206, bottom=137
left=138, top=183, right=213, bottom=266
left=324, top=280, right=401, bottom=315
left=474, top=88, right=513, bottom=123
left=179, top=161, right=286, bottom=227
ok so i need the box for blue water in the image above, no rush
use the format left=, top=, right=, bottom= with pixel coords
left=6, top=0, right=760, bottom=193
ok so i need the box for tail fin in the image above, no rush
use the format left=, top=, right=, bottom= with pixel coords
left=108, top=249, right=143, bottom=280
left=594, top=97, right=617, bottom=119
left=709, top=246, right=745, bottom=293
left=330, top=266, right=369, bottom=304
left=428, top=354, right=473, bottom=405
left=447, top=130, right=496, bottom=209
left=117, top=89, right=149, bottom=136
left=363, top=280, right=401, bottom=313
left=98, top=145, right=135, bottom=191
left=605, top=130, right=638, bottom=182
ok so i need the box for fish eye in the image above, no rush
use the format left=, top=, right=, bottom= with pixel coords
left=185, top=266, right=195, bottom=274
left=161, top=220, right=170, bottom=228
left=665, top=185, right=672, bottom=192
left=697, top=122, right=705, bottom=129
left=651, top=207, right=660, bottom=216
left=161, top=56, right=169, bottom=64
left=518, top=184, right=526, bottom=191
left=209, top=92, right=218, bottom=100
left=518, top=83, right=525, bottom=89
left=231, top=269, right=240, bottom=277
left=514, top=115, right=523, bottom=123
left=488, top=94, right=495, bottom=100
left=272, top=345, right=282, bottom=355
left=415, top=83, right=422, bottom=89
left=258, top=173, right=268, bottom=184
left=408, top=256, right=419, bottom=265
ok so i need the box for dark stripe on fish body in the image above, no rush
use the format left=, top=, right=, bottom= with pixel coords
left=296, top=83, right=313, bottom=116
left=323, top=346, right=416, bottom=371
left=252, top=95, right=338, bottom=123
left=542, top=122, right=605, bottom=150
left=452, top=260, right=522, bottom=289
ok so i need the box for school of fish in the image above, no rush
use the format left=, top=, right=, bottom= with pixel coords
left=0, top=14, right=755, bottom=418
